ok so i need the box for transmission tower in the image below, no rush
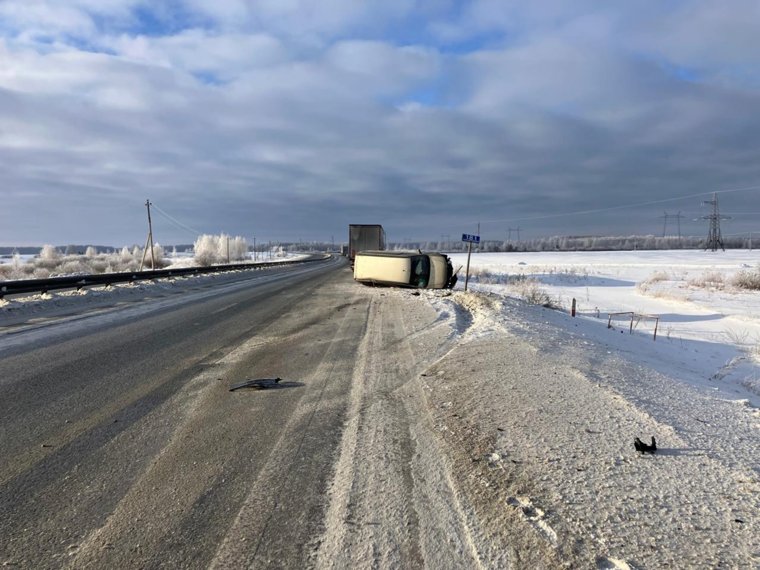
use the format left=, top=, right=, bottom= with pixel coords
left=658, top=211, right=684, bottom=238
left=701, top=193, right=730, bottom=252
left=507, top=227, right=522, bottom=243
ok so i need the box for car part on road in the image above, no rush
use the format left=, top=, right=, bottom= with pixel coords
left=634, top=436, right=657, bottom=454
left=228, top=378, right=303, bottom=391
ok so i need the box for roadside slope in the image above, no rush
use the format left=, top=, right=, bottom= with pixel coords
left=422, top=291, right=759, bottom=569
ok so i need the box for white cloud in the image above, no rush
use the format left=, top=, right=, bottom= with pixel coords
left=0, top=2, right=95, bottom=40
left=183, top=0, right=407, bottom=39
left=0, top=0, right=143, bottom=43
left=325, top=41, right=440, bottom=95
left=625, top=1, right=760, bottom=86
left=108, top=30, right=288, bottom=80
left=2, top=2, right=760, bottom=245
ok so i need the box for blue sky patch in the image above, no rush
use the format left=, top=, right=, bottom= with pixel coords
left=660, top=61, right=700, bottom=83
left=192, top=70, right=226, bottom=86
left=128, top=4, right=212, bottom=37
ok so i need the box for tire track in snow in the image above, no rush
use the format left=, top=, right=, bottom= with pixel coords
left=314, top=291, right=483, bottom=569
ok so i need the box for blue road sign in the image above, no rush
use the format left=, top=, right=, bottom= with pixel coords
left=462, top=233, right=481, bottom=243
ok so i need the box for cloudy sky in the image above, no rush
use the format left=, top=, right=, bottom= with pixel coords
left=2, top=1, right=760, bottom=246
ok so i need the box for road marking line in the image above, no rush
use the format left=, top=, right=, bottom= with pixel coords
left=211, top=302, right=240, bottom=315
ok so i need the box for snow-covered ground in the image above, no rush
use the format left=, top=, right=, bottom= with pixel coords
left=0, top=250, right=303, bottom=268
left=0, top=254, right=35, bottom=265
left=407, top=252, right=760, bottom=566
left=450, top=250, right=760, bottom=408
left=162, top=251, right=308, bottom=269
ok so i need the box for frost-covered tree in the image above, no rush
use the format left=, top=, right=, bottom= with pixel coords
left=40, top=244, right=60, bottom=260
left=194, top=234, right=248, bottom=266
left=85, top=246, right=98, bottom=257
left=151, top=243, right=165, bottom=266
left=227, top=236, right=248, bottom=261
left=194, top=234, right=218, bottom=266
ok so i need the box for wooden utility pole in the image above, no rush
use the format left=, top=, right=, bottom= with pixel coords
left=139, top=199, right=156, bottom=271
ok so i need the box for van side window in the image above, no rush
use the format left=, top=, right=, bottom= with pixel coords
left=410, top=255, right=430, bottom=287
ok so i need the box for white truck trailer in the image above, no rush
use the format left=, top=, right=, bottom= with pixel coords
left=348, top=224, right=386, bottom=264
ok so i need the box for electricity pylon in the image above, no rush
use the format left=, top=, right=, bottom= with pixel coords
left=507, top=227, right=522, bottom=243
left=658, top=211, right=683, bottom=238
left=701, top=193, right=729, bottom=252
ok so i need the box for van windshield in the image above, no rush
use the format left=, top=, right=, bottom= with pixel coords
left=410, top=255, right=430, bottom=287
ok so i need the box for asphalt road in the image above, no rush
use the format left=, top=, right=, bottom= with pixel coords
left=0, top=256, right=371, bottom=568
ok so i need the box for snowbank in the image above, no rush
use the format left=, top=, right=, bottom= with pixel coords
left=417, top=286, right=759, bottom=567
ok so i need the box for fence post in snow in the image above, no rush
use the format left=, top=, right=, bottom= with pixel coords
left=571, top=298, right=576, bottom=317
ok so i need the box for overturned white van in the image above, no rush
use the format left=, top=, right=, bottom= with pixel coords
left=353, top=251, right=458, bottom=289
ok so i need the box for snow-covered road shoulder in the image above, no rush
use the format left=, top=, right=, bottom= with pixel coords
left=419, top=288, right=759, bottom=568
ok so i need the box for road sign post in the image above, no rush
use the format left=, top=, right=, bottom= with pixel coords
left=461, top=233, right=480, bottom=291
left=464, top=241, right=472, bottom=291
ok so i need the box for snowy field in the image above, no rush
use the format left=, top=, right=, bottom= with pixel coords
left=450, top=250, right=760, bottom=407
left=410, top=252, right=760, bottom=567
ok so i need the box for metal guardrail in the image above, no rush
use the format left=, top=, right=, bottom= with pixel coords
left=0, top=255, right=330, bottom=298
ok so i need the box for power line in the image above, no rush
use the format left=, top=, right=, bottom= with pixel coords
left=477, top=183, right=760, bottom=225
left=151, top=203, right=203, bottom=237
